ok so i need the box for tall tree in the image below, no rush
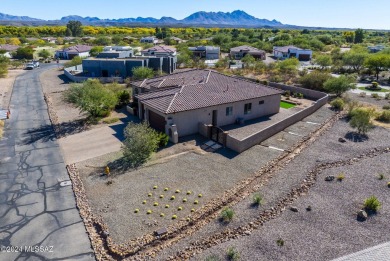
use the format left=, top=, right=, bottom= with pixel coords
left=365, top=53, right=390, bottom=81
left=66, top=20, right=83, bottom=37
left=354, top=28, right=364, bottom=44
left=342, top=51, right=368, bottom=72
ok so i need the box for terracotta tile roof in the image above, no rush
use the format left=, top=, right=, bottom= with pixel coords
left=230, top=45, right=266, bottom=54
left=136, top=70, right=283, bottom=114
left=0, top=44, right=19, bottom=51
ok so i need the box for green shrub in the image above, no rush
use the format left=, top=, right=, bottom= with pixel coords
left=378, top=173, right=385, bottom=180
left=154, top=131, right=169, bottom=147
left=276, top=238, right=285, bottom=247
left=382, top=105, right=390, bottom=110
left=300, top=71, right=332, bottom=91
left=330, top=98, right=345, bottom=111
left=349, top=107, right=375, bottom=134
left=252, top=193, right=263, bottom=206
left=122, top=122, right=160, bottom=168
left=116, top=90, right=131, bottom=106
left=364, top=196, right=381, bottom=212
left=226, top=247, right=240, bottom=261
left=337, top=173, right=345, bottom=181
left=376, top=110, right=390, bottom=123
left=371, top=93, right=380, bottom=99
left=220, top=207, right=234, bottom=222
left=385, top=93, right=390, bottom=100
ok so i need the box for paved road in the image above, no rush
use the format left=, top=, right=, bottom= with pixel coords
left=0, top=65, right=94, bottom=260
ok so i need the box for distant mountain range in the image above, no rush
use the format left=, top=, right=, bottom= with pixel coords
left=0, top=10, right=284, bottom=28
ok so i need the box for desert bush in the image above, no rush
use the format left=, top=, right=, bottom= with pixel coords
left=122, top=122, right=160, bottom=167
left=385, top=93, right=390, bottom=100
left=220, top=207, right=234, bottom=222
left=337, top=173, right=345, bottom=181
left=252, top=193, right=263, bottom=206
left=102, top=117, right=119, bottom=124
left=324, top=75, right=355, bottom=96
left=346, top=100, right=361, bottom=118
left=155, top=131, right=169, bottom=147
left=330, top=98, right=345, bottom=111
left=64, top=79, right=118, bottom=118
left=382, top=105, right=390, bottom=110
left=378, top=173, right=385, bottom=180
left=132, top=66, right=154, bottom=80
left=299, top=71, right=332, bottom=91
left=205, top=254, right=221, bottom=261
left=371, top=93, right=379, bottom=99
left=376, top=110, right=390, bottom=123
left=276, top=238, right=285, bottom=247
left=349, top=107, right=375, bottom=134
left=226, top=247, right=240, bottom=261
left=364, top=196, right=381, bottom=212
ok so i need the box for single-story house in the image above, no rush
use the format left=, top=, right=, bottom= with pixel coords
left=367, top=45, right=385, bottom=53
left=55, top=45, right=92, bottom=60
left=141, top=45, right=176, bottom=57
left=82, top=55, right=177, bottom=78
left=230, top=45, right=266, bottom=60
left=188, top=46, right=220, bottom=60
left=41, top=37, right=56, bottom=44
left=273, top=45, right=312, bottom=61
left=0, top=44, right=19, bottom=58
left=96, top=46, right=133, bottom=59
left=170, top=37, right=185, bottom=44
left=140, top=36, right=159, bottom=44
left=132, top=69, right=283, bottom=141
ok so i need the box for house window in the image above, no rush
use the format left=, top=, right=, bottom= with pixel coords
left=244, top=103, right=252, bottom=114
left=259, top=100, right=264, bottom=105
left=226, top=106, right=233, bottom=116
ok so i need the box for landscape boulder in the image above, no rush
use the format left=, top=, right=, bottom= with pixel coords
left=325, top=176, right=335, bottom=181
left=357, top=210, right=368, bottom=221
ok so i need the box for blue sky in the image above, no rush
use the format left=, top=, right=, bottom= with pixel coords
left=2, top=0, right=389, bottom=29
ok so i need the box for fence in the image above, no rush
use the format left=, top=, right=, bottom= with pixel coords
left=225, top=83, right=328, bottom=153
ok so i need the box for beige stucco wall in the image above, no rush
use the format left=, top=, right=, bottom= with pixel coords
left=156, top=94, right=281, bottom=137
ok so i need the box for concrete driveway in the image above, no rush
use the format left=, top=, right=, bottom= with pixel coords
left=0, top=65, right=94, bottom=260
left=58, top=122, right=126, bottom=165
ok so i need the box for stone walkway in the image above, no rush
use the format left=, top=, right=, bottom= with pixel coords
left=0, top=65, right=94, bottom=260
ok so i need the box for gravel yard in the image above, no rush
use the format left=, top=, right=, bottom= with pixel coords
left=189, top=119, right=390, bottom=261
left=75, top=106, right=338, bottom=250
left=346, top=92, right=390, bottom=109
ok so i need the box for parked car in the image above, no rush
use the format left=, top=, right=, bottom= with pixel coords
left=32, top=60, right=40, bottom=68
left=25, top=63, right=35, bottom=70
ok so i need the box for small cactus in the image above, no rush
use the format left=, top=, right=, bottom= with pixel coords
left=175, top=189, right=181, bottom=193
left=134, top=209, right=139, bottom=213
left=154, top=202, right=159, bottom=206
left=183, top=198, right=187, bottom=202
left=178, top=206, right=183, bottom=211
left=194, top=200, right=199, bottom=205
left=388, top=182, right=390, bottom=188
left=142, top=200, right=147, bottom=204
left=186, top=191, right=192, bottom=195
left=198, top=194, right=203, bottom=198
left=160, top=213, right=165, bottom=217
left=147, top=210, right=152, bottom=214
left=153, top=185, right=158, bottom=189
left=160, top=195, right=164, bottom=198
left=148, top=193, right=152, bottom=197
left=164, top=188, right=169, bottom=191
left=191, top=208, right=195, bottom=212
left=172, top=215, right=177, bottom=219
left=165, top=204, right=170, bottom=208
left=186, top=217, right=191, bottom=221
left=171, top=196, right=175, bottom=200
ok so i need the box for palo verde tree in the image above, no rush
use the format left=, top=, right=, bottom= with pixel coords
left=354, top=28, right=364, bottom=44
left=324, top=75, right=356, bottom=97
left=66, top=20, right=83, bottom=37
left=365, top=53, right=390, bottom=81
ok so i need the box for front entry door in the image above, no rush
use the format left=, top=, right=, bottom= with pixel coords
left=212, top=110, right=218, bottom=126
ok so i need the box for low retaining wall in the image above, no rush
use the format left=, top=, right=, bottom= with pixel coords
left=226, top=91, right=328, bottom=153
left=269, top=82, right=327, bottom=100
left=64, top=66, right=123, bottom=83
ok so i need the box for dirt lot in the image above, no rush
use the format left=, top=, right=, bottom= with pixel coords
left=0, top=69, right=25, bottom=108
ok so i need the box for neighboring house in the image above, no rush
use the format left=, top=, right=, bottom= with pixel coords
left=140, top=36, right=159, bottom=44
left=188, top=46, right=220, bottom=60
left=132, top=69, right=282, bottom=141
left=273, top=45, right=312, bottom=61
left=170, top=36, right=185, bottom=44
left=367, top=45, right=385, bottom=53
left=141, top=45, right=177, bottom=57
left=96, top=46, right=133, bottom=59
left=41, top=37, right=56, bottom=44
left=0, top=44, right=19, bottom=58
left=82, top=55, right=177, bottom=78
left=55, top=45, right=92, bottom=59
left=230, top=45, right=266, bottom=60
